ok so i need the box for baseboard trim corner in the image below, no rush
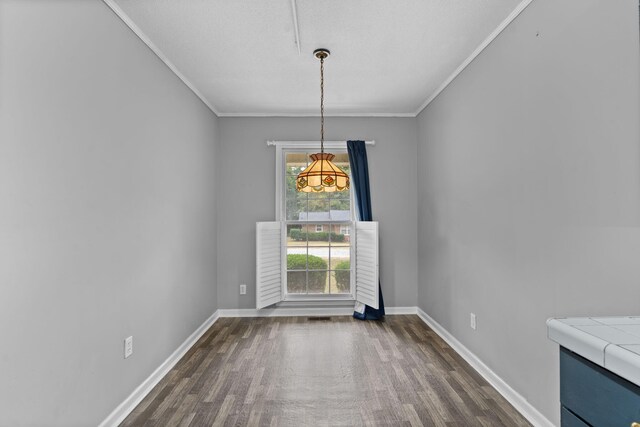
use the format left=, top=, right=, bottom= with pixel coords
left=97, top=310, right=220, bottom=427
left=416, top=308, right=554, bottom=427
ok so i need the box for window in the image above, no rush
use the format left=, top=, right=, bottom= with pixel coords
left=280, top=147, right=353, bottom=298
left=256, top=141, right=379, bottom=310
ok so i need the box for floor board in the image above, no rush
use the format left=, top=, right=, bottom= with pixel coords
left=120, top=315, right=531, bottom=426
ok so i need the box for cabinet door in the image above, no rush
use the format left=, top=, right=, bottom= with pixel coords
left=561, top=407, right=590, bottom=427
left=560, top=348, right=640, bottom=426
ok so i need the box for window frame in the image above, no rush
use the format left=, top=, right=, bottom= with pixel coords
left=275, top=142, right=355, bottom=301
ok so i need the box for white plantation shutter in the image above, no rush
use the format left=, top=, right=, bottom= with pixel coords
left=256, top=222, right=283, bottom=309
left=354, top=221, right=379, bottom=309
left=256, top=221, right=378, bottom=309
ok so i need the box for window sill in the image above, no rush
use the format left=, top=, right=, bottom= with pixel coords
left=278, top=298, right=355, bottom=308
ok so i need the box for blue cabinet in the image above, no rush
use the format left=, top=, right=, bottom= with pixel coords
left=560, top=347, right=640, bottom=426
left=561, top=407, right=589, bottom=427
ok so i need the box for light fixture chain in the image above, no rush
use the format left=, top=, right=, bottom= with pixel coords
left=320, top=56, right=324, bottom=154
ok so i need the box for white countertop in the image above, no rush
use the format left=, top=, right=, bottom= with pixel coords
left=547, top=317, right=640, bottom=386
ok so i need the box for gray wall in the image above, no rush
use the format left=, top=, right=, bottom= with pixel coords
left=416, top=0, right=640, bottom=423
left=217, top=117, right=418, bottom=310
left=0, top=1, right=219, bottom=426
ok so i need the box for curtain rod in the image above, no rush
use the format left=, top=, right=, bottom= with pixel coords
left=266, top=140, right=375, bottom=146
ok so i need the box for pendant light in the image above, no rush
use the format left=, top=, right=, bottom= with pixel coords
left=296, top=49, right=350, bottom=193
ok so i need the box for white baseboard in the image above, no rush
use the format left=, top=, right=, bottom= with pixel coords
left=384, top=306, right=417, bottom=315
left=97, top=310, right=221, bottom=427
left=218, top=305, right=417, bottom=318
left=99, top=306, right=551, bottom=427
left=416, top=308, right=554, bottom=427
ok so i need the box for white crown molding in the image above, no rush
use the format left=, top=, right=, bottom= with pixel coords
left=102, top=0, right=221, bottom=116
left=97, top=310, right=220, bottom=427
left=103, top=0, right=533, bottom=119
left=413, top=0, right=535, bottom=116
left=416, top=308, right=554, bottom=427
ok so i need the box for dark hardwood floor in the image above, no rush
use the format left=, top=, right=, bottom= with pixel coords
left=120, top=315, right=531, bottom=426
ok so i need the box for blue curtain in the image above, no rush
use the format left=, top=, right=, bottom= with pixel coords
left=347, top=140, right=385, bottom=320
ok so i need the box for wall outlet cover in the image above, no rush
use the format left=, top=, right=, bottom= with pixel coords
left=240, top=284, right=247, bottom=295
left=470, top=313, right=477, bottom=330
left=124, top=336, right=133, bottom=359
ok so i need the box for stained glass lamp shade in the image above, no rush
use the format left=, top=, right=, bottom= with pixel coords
left=296, top=153, right=350, bottom=192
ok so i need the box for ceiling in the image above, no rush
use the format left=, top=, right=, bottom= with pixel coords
left=108, top=0, right=527, bottom=116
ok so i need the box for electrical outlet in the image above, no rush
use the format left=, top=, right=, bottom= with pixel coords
left=470, top=313, right=477, bottom=330
left=240, top=284, right=247, bottom=295
left=124, top=336, right=133, bottom=359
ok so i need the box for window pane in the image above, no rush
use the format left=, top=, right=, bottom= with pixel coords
left=306, top=223, right=329, bottom=241
left=287, top=224, right=305, bottom=244
left=307, top=191, right=332, bottom=200
left=287, top=271, right=307, bottom=294
left=307, top=245, right=328, bottom=294
left=330, top=244, right=350, bottom=269
left=286, top=191, right=307, bottom=221
left=329, top=199, right=350, bottom=220
left=332, top=152, right=351, bottom=176
left=285, top=152, right=309, bottom=221
left=286, top=152, right=309, bottom=175
left=330, top=228, right=350, bottom=295
left=308, top=270, right=328, bottom=294
left=287, top=248, right=306, bottom=270
left=330, top=270, right=350, bottom=294
left=287, top=224, right=307, bottom=270
left=285, top=173, right=301, bottom=193
left=307, top=200, right=329, bottom=218
left=308, top=246, right=329, bottom=269
left=330, top=224, right=350, bottom=252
